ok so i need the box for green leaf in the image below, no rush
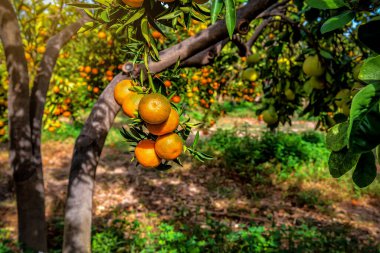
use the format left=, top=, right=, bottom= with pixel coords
left=328, top=148, right=361, bottom=178
left=326, top=121, right=348, bottom=151
left=358, top=19, right=380, bottom=54
left=306, top=0, right=346, bottom=9
left=348, top=83, right=380, bottom=153
left=321, top=11, right=354, bottom=34
left=224, top=0, right=236, bottom=39
left=358, top=56, right=380, bottom=83
left=352, top=152, right=377, bottom=188
left=141, top=18, right=150, bottom=45
left=376, top=145, right=380, bottom=162
left=211, top=0, right=224, bottom=24
left=157, top=10, right=182, bottom=20
left=192, top=131, right=200, bottom=148
left=125, top=9, right=145, bottom=25
left=100, top=10, right=110, bottom=22
left=319, top=49, right=333, bottom=59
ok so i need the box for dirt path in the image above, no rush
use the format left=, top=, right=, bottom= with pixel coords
left=0, top=135, right=379, bottom=246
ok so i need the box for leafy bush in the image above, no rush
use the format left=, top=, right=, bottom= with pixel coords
left=88, top=218, right=379, bottom=252
left=201, top=129, right=329, bottom=183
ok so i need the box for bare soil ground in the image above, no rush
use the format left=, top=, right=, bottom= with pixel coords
left=0, top=117, right=379, bottom=248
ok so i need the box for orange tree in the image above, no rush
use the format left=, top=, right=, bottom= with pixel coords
left=1, top=0, right=380, bottom=252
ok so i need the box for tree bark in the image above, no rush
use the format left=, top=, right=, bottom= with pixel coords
left=0, top=0, right=47, bottom=251
left=62, top=0, right=277, bottom=251
left=30, top=17, right=88, bottom=177
left=63, top=74, right=127, bottom=253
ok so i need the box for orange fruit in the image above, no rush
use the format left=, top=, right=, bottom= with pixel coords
left=64, top=98, right=71, bottom=104
left=122, top=0, right=144, bottom=8
left=171, top=95, right=181, bottom=103
left=37, top=46, right=46, bottom=54
left=98, top=31, right=107, bottom=39
left=53, top=86, right=60, bottom=93
left=91, top=68, right=99, bottom=75
left=84, top=66, right=92, bottom=73
left=135, top=139, right=161, bottom=168
left=152, top=31, right=162, bottom=39
left=155, top=133, right=183, bottom=160
left=164, top=80, right=172, bottom=87
left=146, top=108, right=179, bottom=136
left=138, top=93, right=171, bottom=124
left=114, top=80, right=134, bottom=105
left=93, top=87, right=100, bottom=93
left=106, top=70, right=113, bottom=76
left=0, top=128, right=5, bottom=136
left=122, top=93, right=143, bottom=118
left=48, top=126, right=56, bottom=132
left=63, top=111, right=71, bottom=117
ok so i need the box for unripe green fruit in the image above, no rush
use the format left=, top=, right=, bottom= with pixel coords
left=309, top=76, right=324, bottom=90
left=302, top=55, right=325, bottom=77
left=262, top=109, right=278, bottom=125
left=247, top=53, right=261, bottom=64
left=335, top=89, right=351, bottom=108
left=285, top=89, right=295, bottom=100
left=352, top=63, right=362, bottom=81
left=243, top=68, right=259, bottom=82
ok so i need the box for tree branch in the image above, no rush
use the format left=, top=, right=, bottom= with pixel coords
left=29, top=16, right=89, bottom=162
left=180, top=39, right=229, bottom=67
left=246, top=18, right=272, bottom=50
left=63, top=0, right=279, bottom=251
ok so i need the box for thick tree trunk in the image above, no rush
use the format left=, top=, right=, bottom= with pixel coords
left=63, top=74, right=126, bottom=253
left=62, top=0, right=277, bottom=251
left=0, top=0, right=47, bottom=251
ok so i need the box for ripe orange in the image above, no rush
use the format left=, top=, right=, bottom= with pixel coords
left=64, top=98, right=71, bottom=104
left=63, top=111, right=71, bottom=117
left=164, top=80, right=172, bottom=87
left=171, top=95, right=181, bottom=103
left=135, top=139, right=161, bottom=168
left=146, top=108, right=179, bottom=136
left=106, top=70, right=113, bottom=76
left=152, top=31, right=162, bottom=39
left=138, top=93, right=171, bottom=124
left=155, top=133, right=183, bottom=160
left=84, top=66, right=92, bottom=73
left=48, top=126, right=56, bottom=132
left=122, top=0, right=144, bottom=8
left=0, top=128, right=5, bottom=136
left=98, top=31, right=107, bottom=40
left=114, top=80, right=134, bottom=105
left=93, top=87, right=100, bottom=93
left=91, top=68, right=99, bottom=75
left=37, top=46, right=46, bottom=54
left=53, top=86, right=60, bottom=93
left=122, top=93, right=143, bottom=118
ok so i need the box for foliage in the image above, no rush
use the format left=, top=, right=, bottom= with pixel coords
left=201, top=128, right=329, bottom=183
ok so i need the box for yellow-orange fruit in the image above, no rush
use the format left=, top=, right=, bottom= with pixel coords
left=138, top=93, right=171, bottom=124
left=122, top=93, right=144, bottom=118
left=122, top=0, right=144, bottom=8
left=155, top=133, right=183, bottom=160
left=146, top=108, right=179, bottom=136
left=135, top=139, right=161, bottom=168
left=114, top=80, right=134, bottom=105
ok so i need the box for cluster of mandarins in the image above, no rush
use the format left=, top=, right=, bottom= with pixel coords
left=114, top=80, right=183, bottom=168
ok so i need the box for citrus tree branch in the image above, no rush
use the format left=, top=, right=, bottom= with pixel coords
left=30, top=16, right=89, bottom=162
